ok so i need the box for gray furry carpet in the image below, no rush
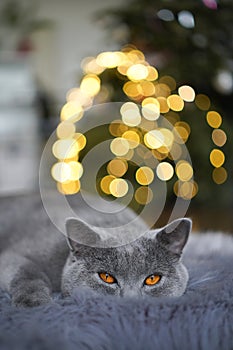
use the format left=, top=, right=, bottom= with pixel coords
left=0, top=194, right=233, bottom=350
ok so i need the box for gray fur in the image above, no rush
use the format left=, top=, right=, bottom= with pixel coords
left=62, top=217, right=191, bottom=298
left=0, top=193, right=191, bottom=307
left=0, top=194, right=233, bottom=349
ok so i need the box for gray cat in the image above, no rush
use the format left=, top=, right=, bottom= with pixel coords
left=0, top=194, right=191, bottom=307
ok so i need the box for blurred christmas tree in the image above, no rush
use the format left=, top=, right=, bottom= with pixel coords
left=96, top=0, right=233, bottom=210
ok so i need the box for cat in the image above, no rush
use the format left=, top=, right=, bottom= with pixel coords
left=0, top=193, right=191, bottom=307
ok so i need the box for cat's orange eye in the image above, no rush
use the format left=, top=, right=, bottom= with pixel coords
left=144, top=274, right=161, bottom=286
left=99, top=272, right=116, bottom=284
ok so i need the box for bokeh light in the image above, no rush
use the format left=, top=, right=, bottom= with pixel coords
left=57, top=180, right=80, bottom=195
left=122, top=130, right=140, bottom=148
left=109, top=178, right=129, bottom=197
left=110, top=137, right=130, bottom=156
left=174, top=180, right=198, bottom=199
left=209, top=149, right=225, bottom=168
left=57, top=121, right=76, bottom=139
left=100, top=175, right=116, bottom=194
left=120, top=102, right=141, bottom=126
left=178, top=85, right=195, bottom=102
left=156, top=162, right=174, bottom=181
left=80, top=74, right=101, bottom=97
left=135, top=186, right=153, bottom=204
left=52, top=139, right=79, bottom=159
left=51, top=162, right=70, bottom=183
left=195, top=94, right=211, bottom=110
left=60, top=102, right=83, bottom=122
left=107, top=158, right=128, bottom=177
left=212, top=129, right=227, bottom=147
left=167, top=94, right=184, bottom=111
left=73, top=133, right=87, bottom=151
left=212, top=167, right=227, bottom=184
left=206, top=111, right=222, bottom=128
left=144, top=130, right=164, bottom=149
left=51, top=46, right=228, bottom=200
left=135, top=166, right=154, bottom=185
left=127, top=64, right=149, bottom=81
left=175, top=160, right=193, bottom=181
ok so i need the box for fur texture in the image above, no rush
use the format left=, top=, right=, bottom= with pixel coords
left=0, top=193, right=191, bottom=306
left=0, top=194, right=232, bottom=349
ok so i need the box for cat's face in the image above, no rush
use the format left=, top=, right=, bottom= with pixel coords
left=62, top=218, right=191, bottom=298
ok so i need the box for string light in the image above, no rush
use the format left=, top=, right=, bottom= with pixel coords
left=51, top=46, right=227, bottom=199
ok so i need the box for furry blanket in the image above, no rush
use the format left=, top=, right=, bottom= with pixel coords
left=0, top=195, right=232, bottom=350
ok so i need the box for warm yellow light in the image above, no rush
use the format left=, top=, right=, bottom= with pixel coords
left=68, top=161, right=83, bottom=180
left=127, top=64, right=149, bottom=81
left=100, top=175, right=115, bottom=194
left=142, top=102, right=160, bottom=121
left=174, top=126, right=189, bottom=143
left=107, top=159, right=128, bottom=177
left=144, top=130, right=164, bottom=149
left=195, top=94, right=211, bottom=110
left=167, top=94, right=184, bottom=111
left=142, top=97, right=160, bottom=108
left=174, top=122, right=191, bottom=143
left=122, top=130, right=140, bottom=148
left=209, top=149, right=225, bottom=168
left=206, top=111, right=222, bottom=128
left=123, top=81, right=141, bottom=99
left=60, top=102, right=83, bottom=122
left=154, top=83, right=171, bottom=98
left=126, top=49, right=145, bottom=62
left=51, top=162, right=71, bottom=183
left=156, top=97, right=170, bottom=113
left=135, top=166, right=154, bottom=185
left=146, top=66, right=158, bottom=81
left=159, top=128, right=174, bottom=149
left=57, top=121, right=75, bottom=139
left=110, top=137, right=130, bottom=156
left=212, top=167, right=227, bottom=184
left=178, top=85, right=195, bottom=102
left=135, top=186, right=153, bottom=204
left=173, top=180, right=198, bottom=199
left=117, top=61, right=132, bottom=76
left=66, top=88, right=93, bottom=109
left=156, top=162, right=174, bottom=181
left=57, top=180, right=80, bottom=195
left=138, top=81, right=155, bottom=97
left=52, top=139, right=79, bottom=159
left=159, top=76, right=176, bottom=90
left=152, top=149, right=168, bottom=160
left=120, top=102, right=141, bottom=126
left=168, top=143, right=182, bottom=160
left=73, top=133, right=87, bottom=151
left=109, top=120, right=128, bottom=137
left=80, top=74, right=101, bottom=97
left=109, top=178, right=129, bottom=197
left=175, top=161, right=193, bottom=181
left=212, top=129, right=227, bottom=147
left=96, top=51, right=125, bottom=68
left=81, top=56, right=105, bottom=75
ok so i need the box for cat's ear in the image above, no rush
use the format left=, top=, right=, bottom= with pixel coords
left=65, top=218, right=101, bottom=251
left=156, top=218, right=192, bottom=256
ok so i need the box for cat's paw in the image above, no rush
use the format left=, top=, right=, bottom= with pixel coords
left=12, top=290, right=52, bottom=307
left=11, top=283, right=52, bottom=307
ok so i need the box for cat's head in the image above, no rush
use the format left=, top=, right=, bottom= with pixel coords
left=62, top=218, right=192, bottom=298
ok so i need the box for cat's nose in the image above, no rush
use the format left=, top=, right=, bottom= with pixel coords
left=120, top=288, right=141, bottom=298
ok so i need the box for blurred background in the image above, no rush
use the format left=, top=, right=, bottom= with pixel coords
left=0, top=0, right=232, bottom=231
